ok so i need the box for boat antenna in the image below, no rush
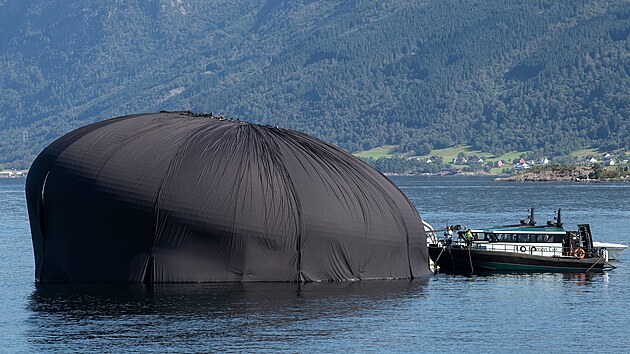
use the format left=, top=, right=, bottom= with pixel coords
left=529, top=207, right=536, bottom=226
left=556, top=208, right=563, bottom=227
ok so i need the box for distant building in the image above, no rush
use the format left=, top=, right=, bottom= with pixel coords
left=514, top=162, right=530, bottom=170
left=588, top=157, right=598, bottom=164
left=0, top=171, right=14, bottom=178
left=493, top=160, right=504, bottom=167
left=452, top=156, right=467, bottom=164
left=540, top=158, right=549, bottom=165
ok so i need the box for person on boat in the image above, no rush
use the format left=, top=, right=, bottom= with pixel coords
left=444, top=226, right=454, bottom=246
left=464, top=228, right=473, bottom=248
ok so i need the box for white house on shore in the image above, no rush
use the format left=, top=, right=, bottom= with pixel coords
left=0, top=170, right=26, bottom=178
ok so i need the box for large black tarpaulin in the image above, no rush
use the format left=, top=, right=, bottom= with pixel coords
left=26, top=112, right=429, bottom=282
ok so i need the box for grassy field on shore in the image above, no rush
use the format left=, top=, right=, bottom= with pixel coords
left=354, top=145, right=526, bottom=164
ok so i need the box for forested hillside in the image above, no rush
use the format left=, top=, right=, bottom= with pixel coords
left=0, top=0, right=629, bottom=168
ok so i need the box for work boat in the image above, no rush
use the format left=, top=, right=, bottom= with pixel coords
left=428, top=209, right=616, bottom=274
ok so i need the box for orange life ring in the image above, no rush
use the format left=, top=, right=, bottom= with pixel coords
left=573, top=248, right=585, bottom=259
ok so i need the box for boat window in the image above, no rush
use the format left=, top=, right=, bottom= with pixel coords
left=494, top=233, right=527, bottom=242
left=521, top=234, right=535, bottom=243
left=528, top=234, right=560, bottom=243
left=491, top=233, right=561, bottom=243
left=485, top=233, right=496, bottom=242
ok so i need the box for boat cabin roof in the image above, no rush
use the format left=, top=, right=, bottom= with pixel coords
left=483, top=225, right=566, bottom=234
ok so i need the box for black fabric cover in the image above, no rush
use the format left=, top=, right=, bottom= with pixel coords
left=26, top=112, right=429, bottom=283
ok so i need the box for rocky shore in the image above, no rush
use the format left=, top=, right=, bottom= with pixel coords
left=494, top=166, right=630, bottom=182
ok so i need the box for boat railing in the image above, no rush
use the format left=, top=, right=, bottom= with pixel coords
left=473, top=242, right=565, bottom=257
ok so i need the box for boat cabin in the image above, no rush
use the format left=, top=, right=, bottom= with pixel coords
left=455, top=224, right=596, bottom=259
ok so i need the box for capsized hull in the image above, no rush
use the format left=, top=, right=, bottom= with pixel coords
left=429, top=245, right=606, bottom=274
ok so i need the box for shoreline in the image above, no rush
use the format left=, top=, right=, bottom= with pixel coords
left=382, top=170, right=630, bottom=182
left=383, top=171, right=507, bottom=177
left=494, top=176, right=630, bottom=183
left=492, top=165, right=630, bottom=183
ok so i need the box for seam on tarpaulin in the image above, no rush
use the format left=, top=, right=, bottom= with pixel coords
left=246, top=126, right=305, bottom=282
left=276, top=132, right=356, bottom=281
left=226, top=126, right=248, bottom=282
left=281, top=131, right=411, bottom=280
left=265, top=128, right=305, bottom=282
left=391, top=178, right=424, bottom=277
left=146, top=119, right=219, bottom=283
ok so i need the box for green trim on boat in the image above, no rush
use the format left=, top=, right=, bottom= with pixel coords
left=484, top=226, right=565, bottom=233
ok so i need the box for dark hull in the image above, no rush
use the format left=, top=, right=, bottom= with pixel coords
left=429, top=245, right=605, bottom=274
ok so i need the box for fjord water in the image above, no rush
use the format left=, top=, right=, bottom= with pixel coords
left=1, top=176, right=629, bottom=352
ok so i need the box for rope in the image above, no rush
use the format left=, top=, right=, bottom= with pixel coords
left=468, top=246, right=474, bottom=274
left=604, top=262, right=617, bottom=270
left=585, top=254, right=605, bottom=273
left=433, top=246, right=446, bottom=274
left=586, top=249, right=619, bottom=272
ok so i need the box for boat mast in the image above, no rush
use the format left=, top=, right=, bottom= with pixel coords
left=555, top=208, right=563, bottom=227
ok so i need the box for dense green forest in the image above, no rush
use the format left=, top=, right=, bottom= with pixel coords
left=0, top=0, right=629, bottom=168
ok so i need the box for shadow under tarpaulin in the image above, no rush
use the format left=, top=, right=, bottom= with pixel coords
left=27, top=279, right=429, bottom=318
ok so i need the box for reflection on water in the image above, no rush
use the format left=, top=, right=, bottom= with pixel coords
left=26, top=280, right=428, bottom=352
left=442, top=271, right=605, bottom=285
left=561, top=272, right=598, bottom=285
left=28, top=280, right=428, bottom=316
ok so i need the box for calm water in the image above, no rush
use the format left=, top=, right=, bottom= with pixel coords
left=1, top=176, right=629, bottom=352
